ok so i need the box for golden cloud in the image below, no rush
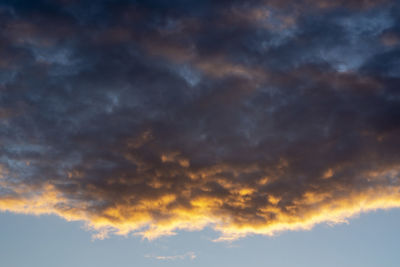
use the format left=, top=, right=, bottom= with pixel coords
left=1, top=162, right=399, bottom=241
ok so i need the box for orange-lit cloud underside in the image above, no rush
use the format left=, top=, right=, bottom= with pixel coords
left=1, top=164, right=399, bottom=241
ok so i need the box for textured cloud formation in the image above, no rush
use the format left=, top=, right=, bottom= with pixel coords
left=1, top=0, right=400, bottom=241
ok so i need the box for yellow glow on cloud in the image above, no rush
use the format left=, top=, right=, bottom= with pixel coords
left=0, top=167, right=399, bottom=241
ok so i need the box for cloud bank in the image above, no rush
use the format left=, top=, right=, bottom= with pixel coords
left=0, top=0, right=400, bottom=241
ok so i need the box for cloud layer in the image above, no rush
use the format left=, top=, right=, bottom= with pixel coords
left=1, top=0, right=400, bottom=240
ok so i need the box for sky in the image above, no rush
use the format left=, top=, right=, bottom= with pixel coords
left=0, top=0, right=400, bottom=266
left=1, top=210, right=400, bottom=267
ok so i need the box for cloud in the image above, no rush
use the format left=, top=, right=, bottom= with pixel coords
left=145, top=251, right=196, bottom=261
left=0, top=0, right=400, bottom=241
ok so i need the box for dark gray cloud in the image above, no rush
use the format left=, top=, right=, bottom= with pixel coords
left=0, top=0, right=399, bottom=240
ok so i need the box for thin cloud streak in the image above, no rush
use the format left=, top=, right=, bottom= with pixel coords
left=145, top=251, right=197, bottom=261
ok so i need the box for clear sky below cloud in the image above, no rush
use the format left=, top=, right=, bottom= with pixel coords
left=1, top=210, right=400, bottom=267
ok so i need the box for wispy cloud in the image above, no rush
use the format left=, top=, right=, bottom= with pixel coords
left=145, top=252, right=197, bottom=261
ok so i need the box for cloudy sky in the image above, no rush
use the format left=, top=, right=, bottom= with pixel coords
left=0, top=0, right=400, bottom=266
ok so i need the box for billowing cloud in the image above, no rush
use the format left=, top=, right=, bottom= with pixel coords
left=0, top=0, right=400, bottom=241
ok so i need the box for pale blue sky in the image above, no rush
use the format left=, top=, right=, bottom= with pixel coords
left=1, top=209, right=399, bottom=267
